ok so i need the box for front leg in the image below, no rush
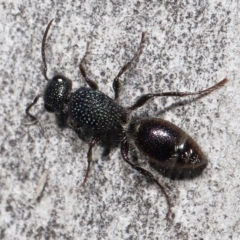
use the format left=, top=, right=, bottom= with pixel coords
left=25, top=93, right=44, bottom=135
left=79, top=42, right=99, bottom=90
left=55, top=111, right=68, bottom=128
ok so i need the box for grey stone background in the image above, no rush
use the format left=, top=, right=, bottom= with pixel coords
left=0, top=0, right=239, bottom=239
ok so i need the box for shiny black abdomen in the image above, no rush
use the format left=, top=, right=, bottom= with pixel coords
left=129, top=118, right=207, bottom=179
left=68, top=87, right=127, bottom=130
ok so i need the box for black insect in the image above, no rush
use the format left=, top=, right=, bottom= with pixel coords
left=26, top=19, right=228, bottom=220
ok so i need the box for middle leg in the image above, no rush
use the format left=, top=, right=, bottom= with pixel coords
left=112, top=32, right=146, bottom=100
left=81, top=135, right=101, bottom=187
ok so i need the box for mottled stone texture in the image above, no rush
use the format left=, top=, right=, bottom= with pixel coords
left=0, top=1, right=239, bottom=239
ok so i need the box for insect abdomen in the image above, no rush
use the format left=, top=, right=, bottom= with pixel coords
left=129, top=118, right=207, bottom=179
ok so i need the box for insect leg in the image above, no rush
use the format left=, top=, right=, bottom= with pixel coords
left=79, top=42, right=99, bottom=90
left=25, top=93, right=44, bottom=135
left=81, top=135, right=101, bottom=187
left=112, top=32, right=146, bottom=100
left=128, top=78, right=228, bottom=111
left=120, top=138, right=172, bottom=221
